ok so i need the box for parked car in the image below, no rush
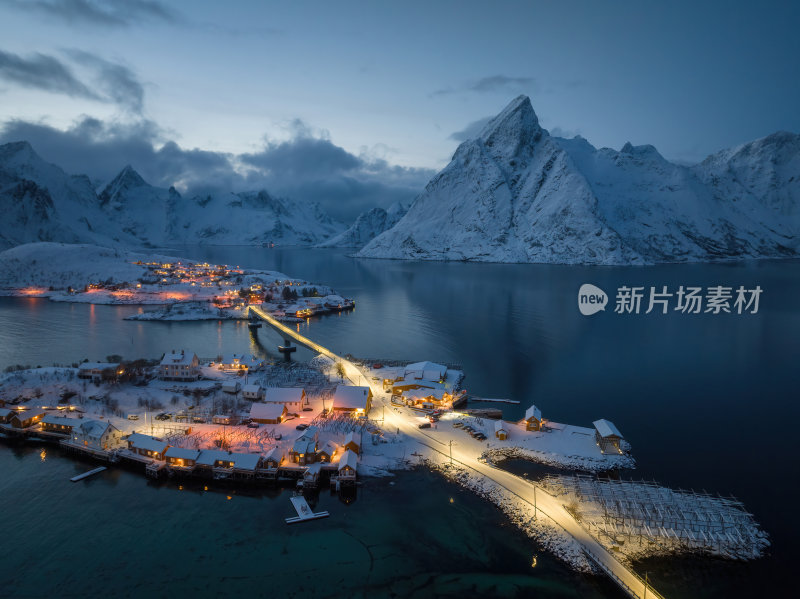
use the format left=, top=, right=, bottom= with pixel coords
left=302, top=407, right=313, bottom=412
left=453, top=422, right=464, bottom=429
left=418, top=422, right=431, bottom=429
left=295, top=423, right=309, bottom=431
left=247, top=422, right=259, bottom=428
left=127, top=414, right=139, bottom=420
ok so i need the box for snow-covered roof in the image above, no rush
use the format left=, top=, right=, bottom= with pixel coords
left=196, top=449, right=229, bottom=466
left=264, top=387, right=305, bottom=404
left=242, top=384, right=262, bottom=394
left=338, top=449, right=358, bottom=472
left=333, top=385, right=371, bottom=411
left=344, top=431, right=359, bottom=448
left=250, top=403, right=286, bottom=420
left=165, top=447, right=200, bottom=461
left=220, top=354, right=263, bottom=367
left=391, top=375, right=445, bottom=390
left=320, top=440, right=338, bottom=456
left=404, top=388, right=447, bottom=400
left=264, top=446, right=282, bottom=463
left=404, top=361, right=447, bottom=381
left=161, top=351, right=196, bottom=366
left=229, top=453, right=261, bottom=471
left=127, top=432, right=168, bottom=454
left=525, top=405, right=542, bottom=422
left=42, top=414, right=76, bottom=427
left=593, top=419, right=623, bottom=439
left=494, top=420, right=507, bottom=433
left=74, top=419, right=113, bottom=437
left=304, top=463, right=323, bottom=476
left=0, top=407, right=13, bottom=419
left=221, top=381, right=240, bottom=391
left=78, top=362, right=119, bottom=371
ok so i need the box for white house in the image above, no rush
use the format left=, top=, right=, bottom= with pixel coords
left=242, top=384, right=264, bottom=401
left=71, top=420, right=123, bottom=451
left=332, top=385, right=372, bottom=416
left=263, top=387, right=306, bottom=410
left=159, top=350, right=200, bottom=381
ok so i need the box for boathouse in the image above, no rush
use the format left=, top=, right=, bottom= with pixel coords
left=41, top=414, right=77, bottom=435
left=263, top=387, right=306, bottom=410
left=338, top=449, right=358, bottom=481
left=593, top=419, right=626, bottom=453
left=524, top=405, right=543, bottom=431
left=332, top=385, right=372, bottom=417
left=290, top=426, right=319, bottom=465
left=165, top=447, right=200, bottom=470
left=159, top=350, right=200, bottom=381
left=495, top=420, right=508, bottom=440
left=71, top=420, right=122, bottom=450
left=127, top=433, right=169, bottom=460
left=242, top=384, right=264, bottom=401
left=303, top=463, right=323, bottom=487
left=250, top=402, right=287, bottom=424
left=8, top=409, right=45, bottom=429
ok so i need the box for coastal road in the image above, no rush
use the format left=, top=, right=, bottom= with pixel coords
left=248, top=305, right=663, bottom=599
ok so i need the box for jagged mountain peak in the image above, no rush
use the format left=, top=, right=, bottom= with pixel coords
left=0, top=140, right=36, bottom=162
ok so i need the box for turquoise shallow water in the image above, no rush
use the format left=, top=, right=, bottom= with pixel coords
left=1, top=247, right=799, bottom=597
left=0, top=444, right=621, bottom=599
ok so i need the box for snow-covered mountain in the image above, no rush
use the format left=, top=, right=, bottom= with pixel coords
left=317, top=201, right=406, bottom=248
left=359, top=96, right=800, bottom=264
left=0, top=142, right=344, bottom=249
left=0, top=141, right=136, bottom=249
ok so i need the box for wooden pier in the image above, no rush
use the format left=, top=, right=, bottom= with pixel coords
left=71, top=467, right=107, bottom=482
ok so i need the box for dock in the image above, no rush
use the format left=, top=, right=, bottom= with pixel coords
left=70, top=466, right=107, bottom=482
left=285, top=495, right=330, bottom=524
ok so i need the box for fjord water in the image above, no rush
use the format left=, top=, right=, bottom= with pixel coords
left=1, top=247, right=798, bottom=597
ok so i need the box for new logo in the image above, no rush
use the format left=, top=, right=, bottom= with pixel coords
left=578, top=283, right=607, bottom=316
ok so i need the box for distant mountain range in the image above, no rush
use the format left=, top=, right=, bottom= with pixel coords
left=2, top=98, right=799, bottom=264
left=359, top=96, right=800, bottom=264
left=0, top=141, right=344, bottom=249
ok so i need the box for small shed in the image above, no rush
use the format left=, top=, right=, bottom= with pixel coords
left=264, top=447, right=283, bottom=469
left=250, top=403, right=287, bottom=424
left=343, top=431, right=360, bottom=455
left=494, top=420, right=508, bottom=440
left=221, top=381, right=241, bottom=394
left=0, top=407, right=13, bottom=424
left=303, top=462, right=323, bottom=486
left=318, top=440, right=338, bottom=462
left=524, top=405, right=543, bottom=431
left=593, top=419, right=625, bottom=453
left=242, top=384, right=264, bottom=401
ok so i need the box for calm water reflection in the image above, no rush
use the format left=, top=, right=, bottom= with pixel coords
left=1, top=247, right=798, bottom=597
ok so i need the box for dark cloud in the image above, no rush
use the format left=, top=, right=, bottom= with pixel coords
left=0, top=116, right=435, bottom=221
left=448, top=116, right=493, bottom=142
left=432, top=75, right=536, bottom=97
left=2, top=0, right=177, bottom=27
left=0, top=48, right=146, bottom=113
left=0, top=49, right=100, bottom=100
left=65, top=49, right=144, bottom=113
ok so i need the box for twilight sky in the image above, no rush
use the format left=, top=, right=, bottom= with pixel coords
left=0, top=0, right=798, bottom=220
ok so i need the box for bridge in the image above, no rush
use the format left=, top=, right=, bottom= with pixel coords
left=247, top=305, right=337, bottom=361
left=246, top=304, right=663, bottom=599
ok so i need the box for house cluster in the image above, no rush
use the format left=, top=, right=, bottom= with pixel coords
left=0, top=407, right=124, bottom=451
left=385, top=361, right=463, bottom=409
left=124, top=427, right=359, bottom=483
left=213, top=354, right=264, bottom=374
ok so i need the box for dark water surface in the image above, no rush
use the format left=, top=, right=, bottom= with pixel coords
left=1, top=247, right=798, bottom=597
